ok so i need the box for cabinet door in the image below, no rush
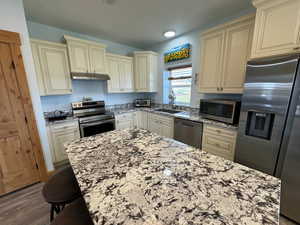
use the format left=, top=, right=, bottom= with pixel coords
left=148, top=119, right=161, bottom=135
left=67, top=41, right=90, bottom=73
left=107, top=56, right=120, bottom=92
left=39, top=44, right=72, bottom=95
left=119, top=59, right=134, bottom=92
left=221, top=20, right=254, bottom=93
left=161, top=123, right=173, bottom=138
left=251, top=0, right=300, bottom=58
left=199, top=30, right=225, bottom=93
left=52, top=128, right=80, bottom=163
left=31, top=42, right=46, bottom=96
left=134, top=54, right=149, bottom=92
left=89, top=45, right=106, bottom=74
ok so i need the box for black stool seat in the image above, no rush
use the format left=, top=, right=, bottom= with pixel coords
left=43, top=165, right=81, bottom=221
left=51, top=198, right=94, bottom=225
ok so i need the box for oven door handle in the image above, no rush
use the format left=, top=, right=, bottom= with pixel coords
left=80, top=119, right=115, bottom=128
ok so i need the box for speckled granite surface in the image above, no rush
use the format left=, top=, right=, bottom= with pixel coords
left=111, top=108, right=238, bottom=130
left=66, top=129, right=280, bottom=225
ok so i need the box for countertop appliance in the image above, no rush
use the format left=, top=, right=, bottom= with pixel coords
left=134, top=99, right=151, bottom=107
left=44, top=110, right=69, bottom=121
left=174, top=118, right=203, bottom=149
left=235, top=54, right=300, bottom=223
left=72, top=101, right=115, bottom=138
left=199, top=99, right=241, bottom=125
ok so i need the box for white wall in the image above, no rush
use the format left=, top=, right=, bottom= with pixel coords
left=0, top=0, right=54, bottom=171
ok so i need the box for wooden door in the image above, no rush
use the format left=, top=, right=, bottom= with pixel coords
left=39, top=43, right=72, bottom=95
left=251, top=0, right=300, bottom=58
left=134, top=54, right=149, bottom=92
left=107, top=56, right=120, bottom=92
left=0, top=41, right=41, bottom=195
left=119, top=58, right=134, bottom=92
left=221, top=20, right=254, bottom=93
left=89, top=45, right=106, bottom=74
left=67, top=40, right=90, bottom=73
left=199, top=30, right=225, bottom=93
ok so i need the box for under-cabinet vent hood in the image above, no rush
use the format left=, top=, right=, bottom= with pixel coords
left=71, top=72, right=110, bottom=80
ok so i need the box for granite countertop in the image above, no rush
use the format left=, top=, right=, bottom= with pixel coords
left=45, top=116, right=78, bottom=126
left=66, top=129, right=280, bottom=225
left=111, top=107, right=238, bottom=130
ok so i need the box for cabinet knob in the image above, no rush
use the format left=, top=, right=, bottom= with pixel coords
left=217, top=87, right=220, bottom=91
left=294, top=47, right=300, bottom=51
left=220, top=87, right=223, bottom=91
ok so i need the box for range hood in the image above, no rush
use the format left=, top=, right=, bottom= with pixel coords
left=71, top=72, right=110, bottom=80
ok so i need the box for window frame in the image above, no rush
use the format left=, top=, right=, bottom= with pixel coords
left=168, top=65, right=192, bottom=106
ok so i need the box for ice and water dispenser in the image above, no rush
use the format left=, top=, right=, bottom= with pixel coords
left=245, top=111, right=275, bottom=140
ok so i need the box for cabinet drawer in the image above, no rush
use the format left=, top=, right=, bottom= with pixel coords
left=149, top=113, right=173, bottom=125
left=203, top=133, right=235, bottom=160
left=51, top=120, right=79, bottom=132
left=204, top=124, right=236, bottom=139
left=116, top=113, right=133, bottom=121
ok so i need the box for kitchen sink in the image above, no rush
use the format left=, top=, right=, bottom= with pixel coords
left=155, top=108, right=181, bottom=114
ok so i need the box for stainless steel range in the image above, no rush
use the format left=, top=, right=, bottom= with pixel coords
left=72, top=101, right=115, bottom=137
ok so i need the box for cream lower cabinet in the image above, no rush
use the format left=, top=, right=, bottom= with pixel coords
left=31, top=39, right=72, bottom=96
left=148, top=113, right=174, bottom=138
left=251, top=0, right=300, bottom=59
left=199, top=15, right=254, bottom=94
left=115, top=113, right=135, bottom=130
left=107, top=54, right=134, bottom=93
left=134, top=51, right=158, bottom=92
left=47, top=120, right=80, bottom=164
left=202, top=124, right=237, bottom=161
left=64, top=35, right=107, bottom=74
left=135, top=111, right=149, bottom=129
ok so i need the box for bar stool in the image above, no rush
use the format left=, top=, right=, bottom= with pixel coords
left=42, top=165, right=81, bottom=221
left=50, top=198, right=94, bottom=225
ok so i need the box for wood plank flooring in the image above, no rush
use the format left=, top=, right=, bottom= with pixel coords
left=0, top=182, right=298, bottom=225
left=0, top=182, right=49, bottom=225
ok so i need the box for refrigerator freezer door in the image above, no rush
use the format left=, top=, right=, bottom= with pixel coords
left=280, top=70, right=300, bottom=223
left=235, top=54, right=299, bottom=175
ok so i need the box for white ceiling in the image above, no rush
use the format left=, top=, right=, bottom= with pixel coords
left=23, top=0, right=253, bottom=48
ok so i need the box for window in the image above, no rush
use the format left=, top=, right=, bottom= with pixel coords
left=169, top=66, right=192, bottom=105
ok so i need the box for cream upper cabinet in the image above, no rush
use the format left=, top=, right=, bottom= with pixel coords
left=221, top=20, right=254, bottom=93
left=134, top=51, right=158, bottom=92
left=199, top=30, right=225, bottom=93
left=198, top=15, right=255, bottom=94
left=107, top=53, right=134, bottom=93
left=251, top=0, right=300, bottom=59
left=64, top=35, right=106, bottom=74
left=31, top=39, right=72, bottom=96
left=89, top=45, right=106, bottom=74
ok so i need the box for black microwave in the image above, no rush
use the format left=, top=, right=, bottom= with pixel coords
left=199, top=99, right=241, bottom=125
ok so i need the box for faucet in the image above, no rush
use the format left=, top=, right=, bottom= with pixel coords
left=168, top=90, right=176, bottom=109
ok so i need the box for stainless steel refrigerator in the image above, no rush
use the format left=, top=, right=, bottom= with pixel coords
left=235, top=54, right=300, bottom=223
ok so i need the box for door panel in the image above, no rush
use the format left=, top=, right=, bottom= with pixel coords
left=89, top=45, right=106, bottom=74
left=252, top=0, right=300, bottom=58
left=107, top=56, right=120, bottom=92
left=135, top=55, right=148, bottom=92
left=199, top=30, right=225, bottom=93
left=235, top=55, right=298, bottom=175
left=0, top=42, right=39, bottom=195
left=68, top=41, right=90, bottom=73
left=222, top=21, right=254, bottom=93
left=39, top=45, right=72, bottom=95
left=119, top=59, right=134, bottom=92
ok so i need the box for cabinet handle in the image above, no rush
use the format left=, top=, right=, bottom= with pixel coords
left=215, top=143, right=221, bottom=148
left=220, top=87, right=223, bottom=91
left=293, top=47, right=300, bottom=51
left=217, top=87, right=220, bottom=91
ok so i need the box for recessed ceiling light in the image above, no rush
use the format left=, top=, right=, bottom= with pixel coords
left=164, top=30, right=176, bottom=38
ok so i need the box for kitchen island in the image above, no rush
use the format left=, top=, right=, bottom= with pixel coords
left=66, top=129, right=280, bottom=225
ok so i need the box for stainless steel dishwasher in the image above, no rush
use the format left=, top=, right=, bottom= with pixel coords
left=174, top=118, right=203, bottom=149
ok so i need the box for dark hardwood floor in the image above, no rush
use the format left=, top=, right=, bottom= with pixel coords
left=0, top=182, right=49, bottom=225
left=0, top=182, right=298, bottom=225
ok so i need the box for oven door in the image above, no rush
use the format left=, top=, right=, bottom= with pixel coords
left=80, top=119, right=115, bottom=137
